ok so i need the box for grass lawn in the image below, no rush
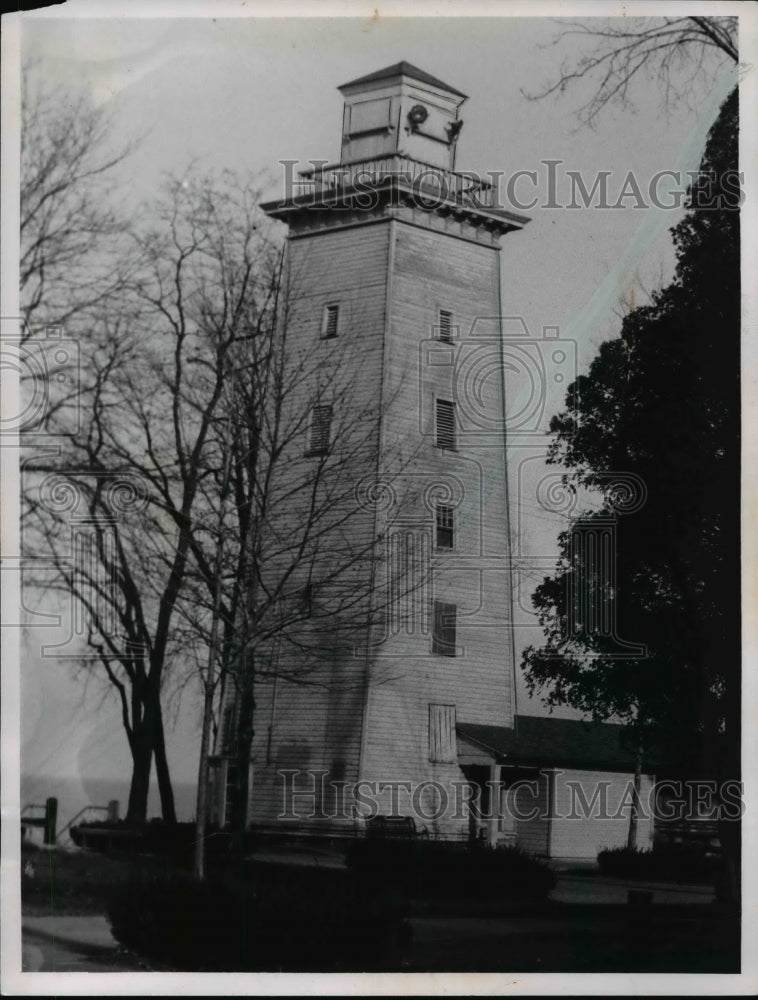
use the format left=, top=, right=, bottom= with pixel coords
left=22, top=842, right=170, bottom=916
left=406, top=906, right=740, bottom=973
left=20, top=843, right=739, bottom=973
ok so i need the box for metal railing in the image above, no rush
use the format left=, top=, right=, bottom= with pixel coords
left=56, top=804, right=111, bottom=844
left=295, top=154, right=498, bottom=210
left=22, top=798, right=121, bottom=846
left=21, top=798, right=58, bottom=846
left=21, top=803, right=47, bottom=822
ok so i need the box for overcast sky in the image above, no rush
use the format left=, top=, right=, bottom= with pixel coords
left=14, top=9, right=742, bottom=814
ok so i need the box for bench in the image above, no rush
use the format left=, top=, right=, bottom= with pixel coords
left=365, top=815, right=429, bottom=840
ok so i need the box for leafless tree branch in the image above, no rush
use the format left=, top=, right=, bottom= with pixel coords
left=523, top=16, right=737, bottom=128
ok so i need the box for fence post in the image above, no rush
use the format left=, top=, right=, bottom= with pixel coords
left=44, top=797, right=58, bottom=845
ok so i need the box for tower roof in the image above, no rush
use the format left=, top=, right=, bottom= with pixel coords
left=338, top=61, right=467, bottom=99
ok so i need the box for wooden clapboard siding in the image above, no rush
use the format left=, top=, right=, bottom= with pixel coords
left=250, top=61, right=535, bottom=836
left=359, top=220, right=514, bottom=799
left=249, top=208, right=517, bottom=835
left=549, top=769, right=655, bottom=859
left=245, top=223, right=390, bottom=827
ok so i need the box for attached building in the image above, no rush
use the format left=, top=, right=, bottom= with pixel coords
left=458, top=715, right=655, bottom=859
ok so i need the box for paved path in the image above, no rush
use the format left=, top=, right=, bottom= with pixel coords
left=22, top=915, right=144, bottom=972
left=551, top=873, right=714, bottom=905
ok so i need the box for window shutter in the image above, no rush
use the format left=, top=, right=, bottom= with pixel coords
left=208, top=759, right=225, bottom=826
left=438, top=309, right=454, bottom=343
left=432, top=600, right=456, bottom=656
left=429, top=704, right=457, bottom=763
left=224, top=762, right=238, bottom=827
left=348, top=98, right=392, bottom=135
left=435, top=399, right=456, bottom=450
left=436, top=504, right=454, bottom=549
left=309, top=404, right=332, bottom=453
left=322, top=304, right=339, bottom=339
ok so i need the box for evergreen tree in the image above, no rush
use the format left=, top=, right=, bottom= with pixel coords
left=522, top=91, right=740, bottom=887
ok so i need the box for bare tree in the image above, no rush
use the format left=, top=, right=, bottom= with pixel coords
left=23, top=166, right=425, bottom=844
left=179, top=256, right=429, bottom=873
left=525, top=16, right=737, bottom=127
left=20, top=60, right=138, bottom=335
left=23, top=170, right=281, bottom=824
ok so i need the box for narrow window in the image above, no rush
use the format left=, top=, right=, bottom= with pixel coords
left=436, top=504, right=454, bottom=549
left=438, top=309, right=454, bottom=343
left=220, top=697, right=238, bottom=755
left=429, top=704, right=456, bottom=763
left=435, top=399, right=456, bottom=450
left=308, top=404, right=332, bottom=454
left=432, top=600, right=457, bottom=656
left=321, top=304, right=339, bottom=339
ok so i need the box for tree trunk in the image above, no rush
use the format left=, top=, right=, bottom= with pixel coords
left=626, top=750, right=642, bottom=850
left=194, top=433, right=232, bottom=878
left=194, top=585, right=225, bottom=878
left=126, top=733, right=153, bottom=825
left=193, top=681, right=216, bottom=880
left=230, top=655, right=255, bottom=860
left=154, top=710, right=177, bottom=824
left=125, top=685, right=176, bottom=825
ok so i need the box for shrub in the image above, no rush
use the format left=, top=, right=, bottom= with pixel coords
left=346, top=840, right=556, bottom=901
left=597, top=845, right=718, bottom=884
left=70, top=819, right=255, bottom=861
left=106, top=864, right=408, bottom=971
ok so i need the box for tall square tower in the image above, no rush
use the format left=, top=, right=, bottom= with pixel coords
left=237, top=63, right=530, bottom=840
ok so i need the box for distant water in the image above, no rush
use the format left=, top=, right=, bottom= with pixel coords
left=21, top=774, right=197, bottom=841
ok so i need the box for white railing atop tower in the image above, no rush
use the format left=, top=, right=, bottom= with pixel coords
left=295, top=154, right=498, bottom=210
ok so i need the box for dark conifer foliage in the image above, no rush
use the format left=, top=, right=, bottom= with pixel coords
left=523, top=91, right=740, bottom=787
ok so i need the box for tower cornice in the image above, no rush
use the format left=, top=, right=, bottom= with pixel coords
left=262, top=154, right=530, bottom=246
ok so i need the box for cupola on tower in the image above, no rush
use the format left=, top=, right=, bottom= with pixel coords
left=338, top=60, right=467, bottom=170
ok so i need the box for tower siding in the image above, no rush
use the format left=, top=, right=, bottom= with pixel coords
left=247, top=222, right=391, bottom=828
left=252, top=63, right=526, bottom=838
left=356, top=220, right=515, bottom=838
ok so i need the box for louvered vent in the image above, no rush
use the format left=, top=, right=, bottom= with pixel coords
left=322, top=304, right=339, bottom=339
left=435, top=399, right=456, bottom=450
left=432, top=599, right=457, bottom=656
left=438, top=309, right=454, bottom=342
left=308, top=404, right=333, bottom=454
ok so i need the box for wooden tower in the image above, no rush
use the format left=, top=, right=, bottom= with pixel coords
left=225, top=62, right=530, bottom=841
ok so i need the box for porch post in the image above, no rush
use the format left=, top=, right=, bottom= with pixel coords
left=487, top=763, right=500, bottom=846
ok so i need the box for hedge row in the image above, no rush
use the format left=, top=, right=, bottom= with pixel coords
left=106, top=865, right=408, bottom=972
left=346, top=840, right=556, bottom=900
left=106, top=842, right=556, bottom=969
left=597, top=845, right=719, bottom=884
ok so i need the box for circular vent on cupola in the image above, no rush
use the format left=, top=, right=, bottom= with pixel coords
left=407, top=104, right=429, bottom=128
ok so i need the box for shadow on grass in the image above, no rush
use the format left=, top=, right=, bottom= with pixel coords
left=405, top=904, right=740, bottom=973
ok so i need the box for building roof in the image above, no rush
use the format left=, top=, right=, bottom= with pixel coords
left=457, top=715, right=660, bottom=773
left=339, top=61, right=468, bottom=99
